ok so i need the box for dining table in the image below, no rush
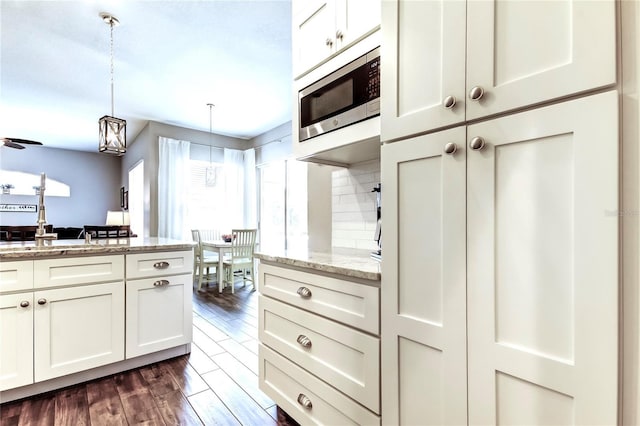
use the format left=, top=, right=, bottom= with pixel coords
left=200, top=239, right=232, bottom=292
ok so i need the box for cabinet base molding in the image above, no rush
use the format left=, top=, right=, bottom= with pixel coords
left=0, top=344, right=190, bottom=403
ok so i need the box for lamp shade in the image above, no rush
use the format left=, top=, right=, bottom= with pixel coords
left=106, top=210, right=130, bottom=225
left=99, top=115, right=126, bottom=155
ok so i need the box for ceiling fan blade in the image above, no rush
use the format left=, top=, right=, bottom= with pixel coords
left=2, top=140, right=26, bottom=149
left=4, top=138, right=43, bottom=145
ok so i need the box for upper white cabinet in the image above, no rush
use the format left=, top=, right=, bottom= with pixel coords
left=293, top=0, right=380, bottom=79
left=381, top=0, right=616, bottom=142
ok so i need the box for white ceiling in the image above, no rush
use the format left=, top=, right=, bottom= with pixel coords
left=0, top=0, right=292, bottom=152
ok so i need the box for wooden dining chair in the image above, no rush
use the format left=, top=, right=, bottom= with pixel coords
left=191, top=229, right=219, bottom=292
left=221, top=229, right=257, bottom=293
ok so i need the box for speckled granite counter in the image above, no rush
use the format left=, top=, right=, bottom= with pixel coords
left=255, top=248, right=381, bottom=281
left=0, top=237, right=195, bottom=259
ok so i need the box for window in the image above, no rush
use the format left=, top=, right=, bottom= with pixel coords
left=259, top=159, right=307, bottom=252
left=187, top=160, right=225, bottom=230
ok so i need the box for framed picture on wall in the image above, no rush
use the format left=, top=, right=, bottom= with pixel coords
left=120, top=186, right=125, bottom=208
left=123, top=191, right=128, bottom=211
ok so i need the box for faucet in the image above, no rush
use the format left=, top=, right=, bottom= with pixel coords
left=35, top=172, right=57, bottom=244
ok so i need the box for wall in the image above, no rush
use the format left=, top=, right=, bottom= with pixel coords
left=331, top=159, right=380, bottom=250
left=0, top=146, right=120, bottom=228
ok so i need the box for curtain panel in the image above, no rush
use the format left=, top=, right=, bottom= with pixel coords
left=158, top=136, right=191, bottom=240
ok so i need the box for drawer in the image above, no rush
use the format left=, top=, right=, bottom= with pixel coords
left=259, top=344, right=380, bottom=426
left=34, top=255, right=124, bottom=289
left=0, top=260, right=33, bottom=292
left=259, top=296, right=380, bottom=413
left=259, top=263, right=379, bottom=335
left=126, top=250, right=193, bottom=279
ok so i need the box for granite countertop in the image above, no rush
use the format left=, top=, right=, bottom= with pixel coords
left=0, top=237, right=196, bottom=259
left=255, top=247, right=381, bottom=281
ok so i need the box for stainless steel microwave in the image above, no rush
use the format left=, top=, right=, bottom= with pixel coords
left=298, top=47, right=380, bottom=142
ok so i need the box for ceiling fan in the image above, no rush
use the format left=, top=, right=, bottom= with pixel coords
left=0, top=137, right=43, bottom=150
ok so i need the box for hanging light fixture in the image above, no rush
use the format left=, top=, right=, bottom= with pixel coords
left=205, top=103, right=216, bottom=186
left=98, top=12, right=126, bottom=155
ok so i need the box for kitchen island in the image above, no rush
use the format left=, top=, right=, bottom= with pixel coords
left=255, top=248, right=382, bottom=425
left=0, top=237, right=195, bottom=402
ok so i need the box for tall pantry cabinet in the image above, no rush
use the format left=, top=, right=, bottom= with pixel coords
left=380, top=0, right=619, bottom=425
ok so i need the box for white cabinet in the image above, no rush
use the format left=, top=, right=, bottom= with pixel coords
left=381, top=0, right=616, bottom=142
left=0, top=260, right=34, bottom=392
left=293, top=0, right=380, bottom=78
left=125, top=251, right=193, bottom=358
left=0, top=256, right=125, bottom=388
left=381, top=90, right=619, bottom=425
left=0, top=292, right=33, bottom=391
left=34, top=282, right=125, bottom=382
left=258, top=261, right=381, bottom=424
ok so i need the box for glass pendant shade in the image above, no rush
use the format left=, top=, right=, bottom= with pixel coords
left=99, top=115, right=127, bottom=155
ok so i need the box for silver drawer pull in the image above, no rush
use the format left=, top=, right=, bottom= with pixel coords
left=297, top=393, right=313, bottom=409
left=296, top=286, right=312, bottom=298
left=20, top=301, right=30, bottom=308
left=153, top=280, right=170, bottom=287
left=153, top=261, right=170, bottom=269
left=296, top=335, right=312, bottom=348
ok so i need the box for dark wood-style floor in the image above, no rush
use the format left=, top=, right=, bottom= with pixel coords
left=0, top=281, right=300, bottom=426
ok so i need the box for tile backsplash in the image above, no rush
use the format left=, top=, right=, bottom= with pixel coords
left=332, top=160, right=380, bottom=250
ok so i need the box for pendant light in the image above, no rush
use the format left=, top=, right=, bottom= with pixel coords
left=205, top=103, right=216, bottom=186
left=98, top=12, right=126, bottom=155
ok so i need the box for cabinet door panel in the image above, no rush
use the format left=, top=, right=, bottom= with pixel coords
left=337, top=0, right=380, bottom=50
left=381, top=127, right=467, bottom=425
left=126, top=274, right=192, bottom=358
left=381, top=0, right=466, bottom=142
left=293, top=0, right=335, bottom=78
left=0, top=293, right=33, bottom=390
left=466, top=0, right=616, bottom=120
left=34, top=282, right=124, bottom=382
left=467, top=90, right=618, bottom=425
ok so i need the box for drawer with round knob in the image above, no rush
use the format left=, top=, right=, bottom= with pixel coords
left=259, top=263, right=379, bottom=334
left=259, top=295, right=380, bottom=413
left=259, top=344, right=380, bottom=425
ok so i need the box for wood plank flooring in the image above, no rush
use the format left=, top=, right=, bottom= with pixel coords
left=0, top=282, right=300, bottom=426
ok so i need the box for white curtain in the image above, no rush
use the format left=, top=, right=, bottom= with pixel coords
left=223, top=148, right=245, bottom=231
left=243, top=148, right=257, bottom=228
left=158, top=136, right=191, bottom=240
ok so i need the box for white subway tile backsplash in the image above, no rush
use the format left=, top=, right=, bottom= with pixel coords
left=332, top=160, right=381, bottom=249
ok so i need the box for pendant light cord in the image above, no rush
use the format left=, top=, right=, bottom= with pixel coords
left=109, top=19, right=115, bottom=117
left=208, top=103, right=214, bottom=164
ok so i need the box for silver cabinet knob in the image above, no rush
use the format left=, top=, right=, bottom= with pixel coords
left=37, top=298, right=47, bottom=305
left=297, top=335, right=312, bottom=348
left=153, top=261, right=170, bottom=269
left=20, top=301, right=30, bottom=308
left=444, top=142, right=457, bottom=155
left=468, top=86, right=484, bottom=101
left=325, top=37, right=333, bottom=47
left=443, top=95, right=456, bottom=109
left=297, top=393, right=313, bottom=409
left=336, top=29, right=344, bottom=41
left=469, top=136, right=486, bottom=151
left=297, top=287, right=312, bottom=298
left=153, top=279, right=170, bottom=287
